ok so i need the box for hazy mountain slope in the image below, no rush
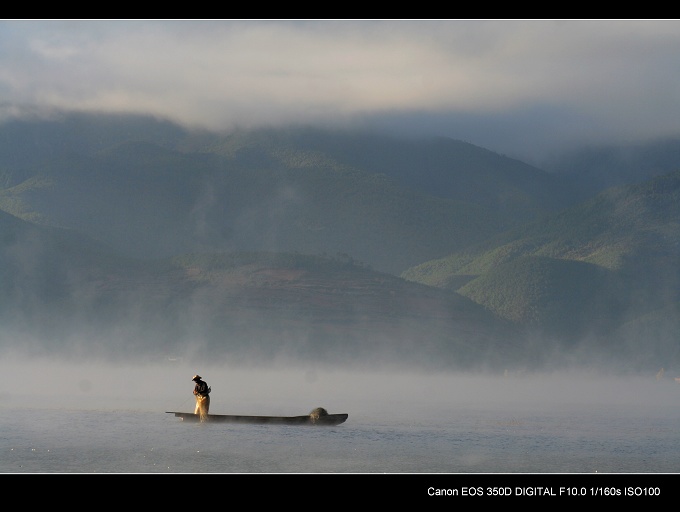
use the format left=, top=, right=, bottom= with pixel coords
left=0, top=113, right=585, bottom=275
left=2, top=111, right=679, bottom=372
left=0, top=111, right=187, bottom=182
left=164, top=252, right=526, bottom=370
left=0, top=134, right=506, bottom=274
left=402, top=170, right=680, bottom=368
left=457, top=255, right=626, bottom=339
left=0, top=208, right=171, bottom=352
left=607, top=301, right=680, bottom=371
left=405, top=169, right=680, bottom=280
left=202, top=126, right=575, bottom=221
left=543, top=137, right=680, bottom=200
left=0, top=208, right=526, bottom=370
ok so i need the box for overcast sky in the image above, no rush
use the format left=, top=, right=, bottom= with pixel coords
left=2, top=19, right=680, bottom=163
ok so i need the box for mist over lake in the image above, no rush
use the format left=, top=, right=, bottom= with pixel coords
left=2, top=355, right=675, bottom=414
left=2, top=355, right=679, bottom=478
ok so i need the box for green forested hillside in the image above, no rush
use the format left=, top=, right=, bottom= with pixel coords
left=457, top=256, right=626, bottom=337
left=402, top=170, right=680, bottom=367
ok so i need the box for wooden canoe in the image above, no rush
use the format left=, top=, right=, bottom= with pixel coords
left=166, top=410, right=348, bottom=426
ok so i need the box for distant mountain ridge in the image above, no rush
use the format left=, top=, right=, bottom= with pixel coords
left=1, top=111, right=679, bottom=373
left=0, top=113, right=571, bottom=274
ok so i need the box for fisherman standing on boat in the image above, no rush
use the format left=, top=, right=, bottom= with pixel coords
left=192, top=375, right=211, bottom=422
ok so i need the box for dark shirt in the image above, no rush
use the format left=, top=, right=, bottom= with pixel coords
left=194, top=380, right=210, bottom=396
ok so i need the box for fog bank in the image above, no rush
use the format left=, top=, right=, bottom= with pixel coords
left=1, top=356, right=676, bottom=420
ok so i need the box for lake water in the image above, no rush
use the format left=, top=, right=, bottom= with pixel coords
left=1, top=359, right=679, bottom=499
